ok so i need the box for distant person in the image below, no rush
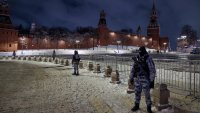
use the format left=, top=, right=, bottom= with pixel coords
left=130, top=46, right=156, bottom=113
left=52, top=50, right=56, bottom=60
left=72, top=50, right=80, bottom=75
left=156, top=50, right=159, bottom=54
left=12, top=50, right=16, bottom=58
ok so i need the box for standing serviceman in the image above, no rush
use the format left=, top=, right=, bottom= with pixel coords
left=12, top=50, right=16, bottom=59
left=130, top=46, right=156, bottom=113
left=72, top=50, right=80, bottom=75
left=52, top=50, right=56, bottom=61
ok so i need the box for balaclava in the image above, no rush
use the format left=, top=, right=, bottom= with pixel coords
left=139, top=46, right=148, bottom=56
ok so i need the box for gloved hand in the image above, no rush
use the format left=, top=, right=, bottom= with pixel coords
left=149, top=80, right=154, bottom=89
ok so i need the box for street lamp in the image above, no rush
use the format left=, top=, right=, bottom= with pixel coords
left=142, top=37, right=146, bottom=41
left=163, top=42, right=167, bottom=52
left=110, top=32, right=116, bottom=37
left=149, top=38, right=152, bottom=48
left=91, top=37, right=94, bottom=50
left=144, top=42, right=148, bottom=47
left=75, top=40, right=80, bottom=49
left=142, top=37, right=146, bottom=46
left=134, top=36, right=138, bottom=40
left=116, top=40, right=121, bottom=53
left=44, top=38, right=48, bottom=49
left=20, top=36, right=25, bottom=54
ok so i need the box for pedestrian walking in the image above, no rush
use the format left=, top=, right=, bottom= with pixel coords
left=52, top=50, right=56, bottom=60
left=130, top=46, right=156, bottom=113
left=72, top=50, right=80, bottom=75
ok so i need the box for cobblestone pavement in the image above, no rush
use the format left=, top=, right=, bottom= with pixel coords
left=0, top=60, right=199, bottom=113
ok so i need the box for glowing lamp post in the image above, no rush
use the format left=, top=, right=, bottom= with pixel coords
left=142, top=37, right=146, bottom=40
left=20, top=36, right=26, bottom=54
left=116, top=40, right=121, bottom=53
left=110, top=32, right=116, bottom=37
left=149, top=38, right=152, bottom=47
left=127, top=34, right=131, bottom=38
left=144, top=42, right=148, bottom=47
left=44, top=38, right=47, bottom=49
left=75, top=40, right=80, bottom=49
left=163, top=42, right=167, bottom=52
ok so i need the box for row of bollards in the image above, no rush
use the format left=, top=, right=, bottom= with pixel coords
left=2, top=56, right=70, bottom=66
left=84, top=61, right=120, bottom=84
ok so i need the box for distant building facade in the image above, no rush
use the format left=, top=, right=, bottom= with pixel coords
left=0, top=0, right=169, bottom=51
left=0, top=1, right=18, bottom=52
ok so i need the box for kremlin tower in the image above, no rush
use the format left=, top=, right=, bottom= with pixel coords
left=0, top=0, right=18, bottom=52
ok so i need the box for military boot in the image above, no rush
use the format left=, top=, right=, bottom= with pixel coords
left=147, top=105, right=153, bottom=113
left=72, top=71, right=76, bottom=75
left=131, top=102, right=139, bottom=112
left=76, top=72, right=79, bottom=76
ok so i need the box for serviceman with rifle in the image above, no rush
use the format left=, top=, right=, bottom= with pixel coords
left=72, top=50, right=81, bottom=75
left=130, top=46, right=156, bottom=113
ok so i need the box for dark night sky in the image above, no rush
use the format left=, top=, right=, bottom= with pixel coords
left=7, top=0, right=200, bottom=50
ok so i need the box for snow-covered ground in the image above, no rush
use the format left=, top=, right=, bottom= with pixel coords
left=0, top=46, right=157, bottom=56
left=1, top=58, right=200, bottom=113
left=0, top=60, right=154, bottom=113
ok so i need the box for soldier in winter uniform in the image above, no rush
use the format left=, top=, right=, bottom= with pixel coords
left=130, top=46, right=156, bottom=113
left=52, top=50, right=56, bottom=61
left=12, top=50, right=16, bottom=59
left=72, top=50, right=80, bottom=75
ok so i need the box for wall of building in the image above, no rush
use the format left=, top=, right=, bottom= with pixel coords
left=0, top=28, right=18, bottom=52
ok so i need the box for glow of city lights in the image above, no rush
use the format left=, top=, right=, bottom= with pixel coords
left=60, top=40, right=65, bottom=44
left=110, top=32, right=115, bottom=36
left=163, top=42, right=167, bottom=45
left=134, top=36, right=138, bottom=39
left=177, top=35, right=187, bottom=40
left=20, top=36, right=25, bottom=40
left=149, top=38, right=152, bottom=41
left=44, top=38, right=47, bottom=43
left=127, top=34, right=131, bottom=38
left=181, top=35, right=187, bottom=39
left=116, top=40, right=121, bottom=44
left=142, top=37, right=146, bottom=40
left=144, top=42, right=148, bottom=46
left=75, top=40, right=80, bottom=43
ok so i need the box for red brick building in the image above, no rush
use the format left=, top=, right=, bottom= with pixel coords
left=0, top=0, right=169, bottom=51
left=0, top=1, right=18, bottom=52
left=97, top=0, right=169, bottom=51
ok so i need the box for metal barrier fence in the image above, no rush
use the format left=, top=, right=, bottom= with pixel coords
left=154, top=59, right=200, bottom=99
left=78, top=55, right=200, bottom=99
left=2, top=54, right=200, bottom=99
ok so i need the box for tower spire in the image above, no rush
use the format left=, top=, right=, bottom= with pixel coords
left=147, top=0, right=160, bottom=49
left=98, top=10, right=107, bottom=27
left=0, top=0, right=11, bottom=25
left=153, top=0, right=156, bottom=10
left=148, top=0, right=159, bottom=28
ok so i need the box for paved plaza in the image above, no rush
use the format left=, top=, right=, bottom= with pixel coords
left=0, top=60, right=199, bottom=113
